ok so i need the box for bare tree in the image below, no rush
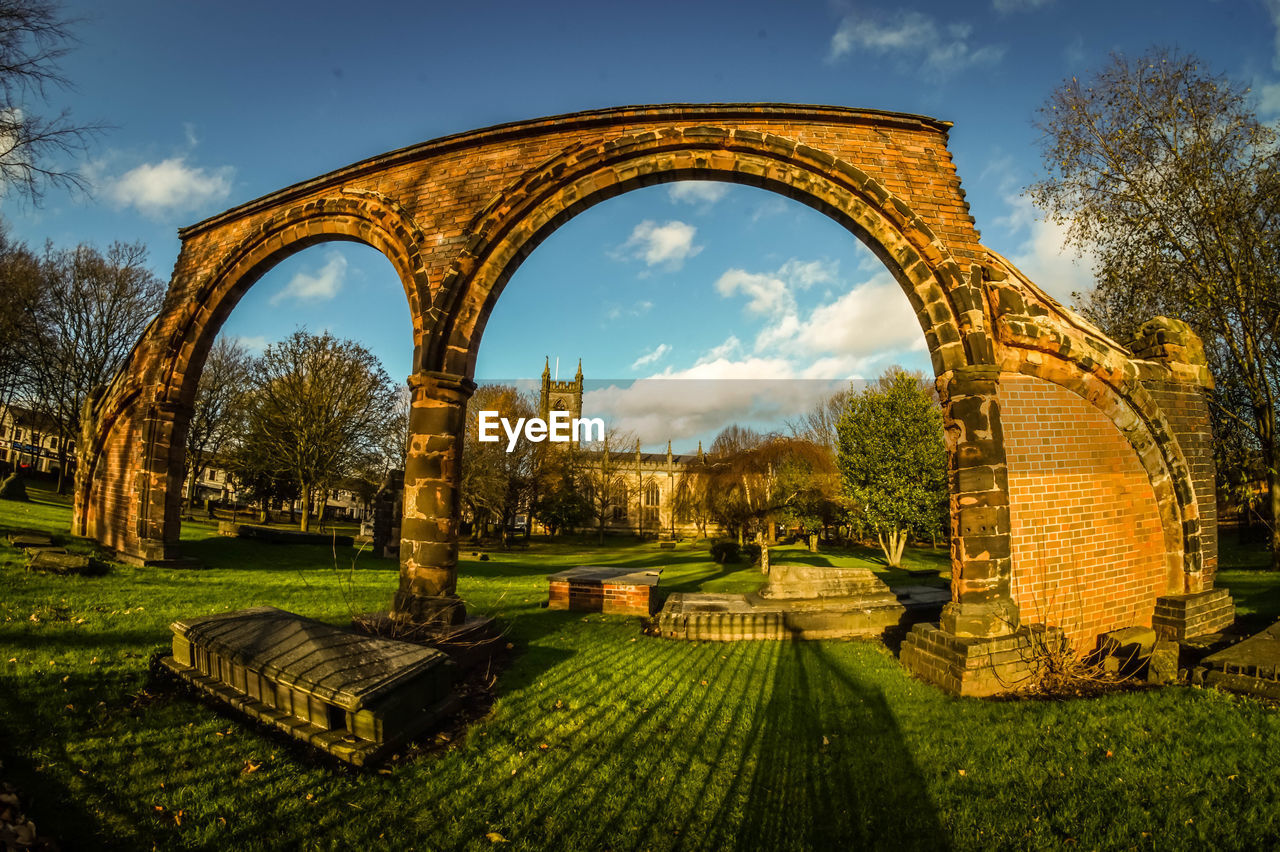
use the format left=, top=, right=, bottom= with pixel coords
left=237, top=330, right=399, bottom=532
left=184, top=335, right=251, bottom=505
left=788, top=386, right=853, bottom=452
left=1030, top=47, right=1280, bottom=568
left=0, top=0, right=103, bottom=205
left=0, top=223, right=43, bottom=450
left=26, top=240, right=165, bottom=491
left=576, top=429, right=638, bottom=545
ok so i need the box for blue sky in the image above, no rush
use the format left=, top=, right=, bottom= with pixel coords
left=8, top=0, right=1280, bottom=449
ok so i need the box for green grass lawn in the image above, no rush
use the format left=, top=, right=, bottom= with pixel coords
left=2, top=489, right=1279, bottom=850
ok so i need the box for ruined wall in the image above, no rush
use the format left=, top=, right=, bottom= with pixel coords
left=1001, top=373, right=1167, bottom=648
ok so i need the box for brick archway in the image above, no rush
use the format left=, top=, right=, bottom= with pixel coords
left=73, top=103, right=1228, bottom=695
left=72, top=190, right=431, bottom=559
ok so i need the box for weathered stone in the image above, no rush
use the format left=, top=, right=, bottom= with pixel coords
left=8, top=532, right=52, bottom=549
left=27, top=551, right=101, bottom=575
left=162, top=606, right=458, bottom=766
left=67, top=102, right=1223, bottom=698
left=547, top=566, right=662, bottom=616
left=1147, top=639, right=1179, bottom=684
left=1153, top=589, right=1235, bottom=640
left=1199, top=619, right=1280, bottom=699
left=657, top=568, right=908, bottom=641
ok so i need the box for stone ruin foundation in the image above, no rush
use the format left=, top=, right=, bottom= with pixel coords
left=73, top=103, right=1232, bottom=697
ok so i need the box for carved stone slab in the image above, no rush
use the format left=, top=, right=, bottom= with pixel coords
left=161, top=606, right=458, bottom=765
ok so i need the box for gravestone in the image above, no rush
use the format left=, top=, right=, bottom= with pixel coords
left=656, top=565, right=907, bottom=641
left=162, top=606, right=458, bottom=765
left=547, top=566, right=662, bottom=616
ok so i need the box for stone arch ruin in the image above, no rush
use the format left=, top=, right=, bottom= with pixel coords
left=73, top=104, right=1230, bottom=695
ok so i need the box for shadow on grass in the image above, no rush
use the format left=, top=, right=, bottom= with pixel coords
left=729, top=642, right=948, bottom=852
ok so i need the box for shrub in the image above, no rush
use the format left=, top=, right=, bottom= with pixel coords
left=709, top=540, right=739, bottom=564
left=742, top=543, right=762, bottom=563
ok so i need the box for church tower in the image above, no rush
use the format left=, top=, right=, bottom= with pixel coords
left=539, top=358, right=584, bottom=436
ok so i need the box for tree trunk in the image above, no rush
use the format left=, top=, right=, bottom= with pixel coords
left=808, top=533, right=819, bottom=553
left=55, top=437, right=69, bottom=494
left=299, top=482, right=311, bottom=532
left=1268, top=450, right=1280, bottom=572
left=877, top=528, right=905, bottom=568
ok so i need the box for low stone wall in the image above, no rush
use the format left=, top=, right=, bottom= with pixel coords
left=546, top=567, right=661, bottom=616
left=217, top=522, right=354, bottom=547
left=899, top=622, right=1067, bottom=697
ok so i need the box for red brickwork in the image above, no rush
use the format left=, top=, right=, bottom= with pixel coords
left=70, top=103, right=1226, bottom=691
left=1001, top=374, right=1167, bottom=649
left=547, top=579, right=656, bottom=616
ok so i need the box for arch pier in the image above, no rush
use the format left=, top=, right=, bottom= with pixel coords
left=75, top=104, right=1231, bottom=695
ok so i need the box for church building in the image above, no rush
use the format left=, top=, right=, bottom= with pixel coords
left=537, top=359, right=709, bottom=538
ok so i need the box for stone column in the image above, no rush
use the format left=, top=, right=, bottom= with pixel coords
left=130, top=399, right=189, bottom=564
left=938, top=365, right=1019, bottom=638
left=391, top=369, right=475, bottom=626
left=1130, top=317, right=1234, bottom=639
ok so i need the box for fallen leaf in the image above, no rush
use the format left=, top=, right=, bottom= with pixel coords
left=958, top=769, right=967, bottom=776
left=242, top=761, right=261, bottom=774
left=486, top=832, right=509, bottom=844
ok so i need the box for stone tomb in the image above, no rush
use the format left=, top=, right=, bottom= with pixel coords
left=161, top=606, right=458, bottom=765
left=656, top=565, right=909, bottom=641
left=547, top=566, right=662, bottom=616
left=1198, top=618, right=1280, bottom=700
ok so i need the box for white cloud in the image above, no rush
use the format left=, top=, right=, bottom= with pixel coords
left=704, top=335, right=742, bottom=361
left=105, top=157, right=234, bottom=218
left=750, top=198, right=789, bottom=222
left=270, top=252, right=348, bottom=305
left=616, top=220, right=701, bottom=270
left=1258, top=80, right=1280, bottom=119
left=715, top=269, right=793, bottom=315
left=582, top=364, right=846, bottom=448
left=631, top=343, right=671, bottom=370
left=714, top=257, right=921, bottom=362
left=1267, top=0, right=1280, bottom=70
left=778, top=258, right=839, bottom=289
left=234, top=335, right=269, bottom=354
left=667, top=181, right=729, bottom=207
left=828, top=10, right=1005, bottom=76
left=582, top=259, right=933, bottom=447
left=1063, top=34, right=1086, bottom=67
left=606, top=299, right=653, bottom=321
left=992, top=0, right=1052, bottom=11
left=995, top=194, right=1095, bottom=304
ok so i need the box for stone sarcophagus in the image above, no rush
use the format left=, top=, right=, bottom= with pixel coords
left=655, top=565, right=908, bottom=641
left=547, top=566, right=662, bottom=616
left=162, top=606, right=458, bottom=765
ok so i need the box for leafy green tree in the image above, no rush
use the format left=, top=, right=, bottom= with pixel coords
left=836, top=368, right=947, bottom=567
left=531, top=464, right=592, bottom=538
left=1029, top=47, right=1280, bottom=568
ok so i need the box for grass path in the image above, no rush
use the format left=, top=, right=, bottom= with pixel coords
left=1, top=490, right=1278, bottom=850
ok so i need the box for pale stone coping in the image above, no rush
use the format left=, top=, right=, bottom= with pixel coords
left=171, top=606, right=451, bottom=711
left=547, top=566, right=662, bottom=587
